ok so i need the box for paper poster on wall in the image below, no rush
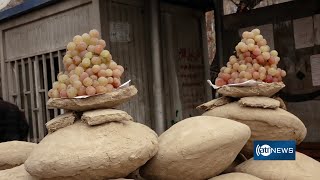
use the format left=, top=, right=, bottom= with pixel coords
left=314, top=14, right=320, bottom=45
left=293, top=17, right=314, bottom=49
left=310, top=54, right=320, bottom=86
left=239, top=24, right=275, bottom=50
left=109, top=22, right=131, bottom=42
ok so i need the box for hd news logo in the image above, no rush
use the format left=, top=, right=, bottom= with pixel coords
left=254, top=140, right=296, bottom=160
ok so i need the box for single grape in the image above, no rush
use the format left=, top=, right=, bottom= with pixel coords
left=77, top=86, right=86, bottom=96
left=60, top=89, right=67, bottom=98
left=79, top=50, right=88, bottom=58
left=92, top=80, right=100, bottom=87
left=105, top=69, right=113, bottom=77
left=90, top=75, right=98, bottom=80
left=273, top=77, right=279, bottom=82
left=52, top=89, right=60, bottom=98
left=215, top=78, right=226, bottom=86
left=70, top=50, right=79, bottom=57
left=259, top=67, right=266, bottom=74
left=113, top=77, right=121, bottom=88
left=228, top=78, right=235, bottom=84
left=262, top=52, right=271, bottom=60
left=67, top=42, right=76, bottom=51
left=239, top=54, right=244, bottom=60
left=265, top=74, right=273, bottom=83
left=256, top=55, right=264, bottom=64
left=246, top=38, right=255, bottom=45
left=229, top=57, right=237, bottom=65
left=86, top=86, right=96, bottom=96
left=107, top=77, right=114, bottom=84
left=220, top=66, right=226, bottom=72
left=259, top=73, right=266, bottom=81
left=84, top=52, right=93, bottom=59
left=240, top=44, right=248, bottom=52
left=67, top=64, right=76, bottom=72
left=73, top=56, right=81, bottom=65
left=224, top=67, right=232, bottom=74
left=96, top=86, right=107, bottom=94
left=63, top=57, right=73, bottom=66
left=243, top=51, right=251, bottom=58
left=233, top=63, right=240, bottom=71
left=242, top=31, right=249, bottom=39
left=98, top=39, right=106, bottom=48
left=58, top=74, right=68, bottom=83
left=97, top=69, right=107, bottom=77
left=72, top=80, right=82, bottom=89
left=82, top=58, right=91, bottom=68
left=257, top=39, right=267, bottom=46
left=92, top=65, right=101, bottom=74
left=75, top=67, right=84, bottom=76
left=268, top=57, right=276, bottom=65
left=89, top=37, right=99, bottom=45
left=226, top=62, right=232, bottom=68
left=252, top=71, right=260, bottom=79
left=94, top=45, right=103, bottom=54
left=76, top=41, right=87, bottom=51
left=69, top=74, right=80, bottom=84
left=245, top=57, right=252, bottom=63
left=239, top=64, right=247, bottom=71
left=73, top=35, right=83, bottom=44
left=89, top=29, right=100, bottom=38
left=231, top=72, right=239, bottom=79
left=87, top=45, right=95, bottom=53
left=83, top=77, right=93, bottom=87
left=86, top=68, right=94, bottom=76
left=244, top=72, right=252, bottom=79
left=91, top=56, right=102, bottom=65
left=106, top=84, right=114, bottom=92
left=253, top=63, right=260, bottom=71
left=57, top=83, right=67, bottom=92
left=254, top=35, right=263, bottom=42
left=234, top=78, right=241, bottom=84
left=268, top=68, right=277, bottom=76
left=247, top=43, right=255, bottom=51
left=239, top=71, right=246, bottom=78
left=252, top=59, right=258, bottom=64
left=252, top=29, right=260, bottom=36
left=109, top=61, right=118, bottom=70
left=98, top=77, right=108, bottom=86
left=221, top=73, right=231, bottom=81
left=260, top=45, right=270, bottom=52
left=253, top=48, right=261, bottom=56
left=80, top=72, right=89, bottom=82
left=270, top=50, right=278, bottom=57
left=281, top=70, right=286, bottom=77
left=52, top=81, right=60, bottom=89
left=82, top=33, right=91, bottom=44
left=99, top=63, right=107, bottom=70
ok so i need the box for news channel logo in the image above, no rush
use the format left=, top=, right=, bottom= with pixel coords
left=254, top=140, right=296, bottom=160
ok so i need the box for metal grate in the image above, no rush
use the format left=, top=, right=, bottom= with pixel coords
left=6, top=50, right=65, bottom=143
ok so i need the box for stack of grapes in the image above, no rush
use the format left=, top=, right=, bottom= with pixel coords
left=215, top=28, right=287, bottom=87
left=48, top=29, right=124, bottom=98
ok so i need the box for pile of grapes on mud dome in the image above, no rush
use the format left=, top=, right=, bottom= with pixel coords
left=215, top=28, right=286, bottom=87
left=48, top=29, right=124, bottom=99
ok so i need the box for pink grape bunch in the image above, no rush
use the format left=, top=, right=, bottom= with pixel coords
left=48, top=29, right=124, bottom=98
left=215, top=28, right=287, bottom=87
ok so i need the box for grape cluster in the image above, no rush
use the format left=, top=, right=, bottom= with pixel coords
left=215, top=29, right=287, bottom=86
left=48, top=29, right=124, bottom=98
